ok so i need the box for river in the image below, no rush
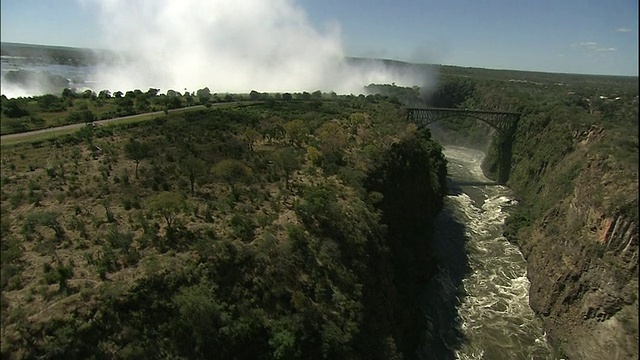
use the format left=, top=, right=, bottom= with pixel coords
left=417, top=145, right=557, bottom=360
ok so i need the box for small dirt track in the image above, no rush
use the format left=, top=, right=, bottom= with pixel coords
left=0, top=105, right=207, bottom=142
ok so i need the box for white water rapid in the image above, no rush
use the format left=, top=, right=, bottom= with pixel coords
left=418, top=146, right=558, bottom=360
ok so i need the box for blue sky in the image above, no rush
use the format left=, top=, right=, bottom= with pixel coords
left=1, top=0, right=638, bottom=76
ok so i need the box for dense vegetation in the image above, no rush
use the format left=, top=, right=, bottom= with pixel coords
left=472, top=69, right=639, bottom=222
left=0, top=96, right=447, bottom=358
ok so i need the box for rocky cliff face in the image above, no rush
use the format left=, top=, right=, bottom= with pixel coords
left=509, top=125, right=639, bottom=359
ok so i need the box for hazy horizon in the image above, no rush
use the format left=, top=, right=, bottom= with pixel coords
left=2, top=38, right=638, bottom=101
left=5, top=40, right=640, bottom=78
left=1, top=1, right=441, bottom=98
left=1, top=0, right=638, bottom=98
left=1, top=42, right=439, bottom=99
left=1, top=1, right=637, bottom=81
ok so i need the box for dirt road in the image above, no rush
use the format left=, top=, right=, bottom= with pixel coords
left=0, top=105, right=206, bottom=142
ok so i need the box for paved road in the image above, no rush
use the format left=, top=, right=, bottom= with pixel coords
left=0, top=105, right=207, bottom=142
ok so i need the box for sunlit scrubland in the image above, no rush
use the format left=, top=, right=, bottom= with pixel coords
left=0, top=96, right=448, bottom=358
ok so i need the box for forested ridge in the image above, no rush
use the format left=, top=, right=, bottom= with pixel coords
left=1, top=96, right=447, bottom=359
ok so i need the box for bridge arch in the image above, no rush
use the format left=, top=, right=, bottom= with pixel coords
left=406, top=107, right=520, bottom=135
left=406, top=107, right=521, bottom=183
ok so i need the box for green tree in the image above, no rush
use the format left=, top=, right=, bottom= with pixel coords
left=23, top=211, right=65, bottom=241
left=67, top=109, right=96, bottom=124
left=56, top=262, right=74, bottom=293
left=212, top=159, right=252, bottom=190
left=164, top=95, right=182, bottom=110
left=82, top=89, right=96, bottom=99
left=2, top=99, right=29, bottom=118
left=43, top=261, right=74, bottom=293
left=98, top=89, right=111, bottom=99
left=306, top=145, right=323, bottom=166
left=283, top=119, right=308, bottom=147
left=185, top=94, right=194, bottom=106
left=249, top=90, right=261, bottom=101
left=196, top=87, right=212, bottom=105
left=147, top=192, right=186, bottom=232
left=61, top=88, right=74, bottom=98
left=348, top=113, right=367, bottom=134
left=316, top=121, right=348, bottom=154
left=135, top=96, right=150, bottom=112
left=172, top=282, right=225, bottom=355
left=180, top=155, right=207, bottom=194
left=146, top=88, right=159, bottom=97
left=230, top=215, right=256, bottom=242
left=244, top=128, right=261, bottom=152
left=124, top=139, right=151, bottom=178
left=37, top=94, right=66, bottom=112
left=273, top=148, right=301, bottom=190
left=116, top=97, right=134, bottom=115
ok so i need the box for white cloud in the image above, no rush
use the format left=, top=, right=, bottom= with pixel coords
left=84, top=0, right=434, bottom=94
left=570, top=42, right=616, bottom=52
left=571, top=42, right=598, bottom=50
left=616, top=28, right=631, bottom=32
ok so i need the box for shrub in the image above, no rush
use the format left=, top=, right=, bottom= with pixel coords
left=43, top=261, right=74, bottom=293
left=230, top=215, right=256, bottom=242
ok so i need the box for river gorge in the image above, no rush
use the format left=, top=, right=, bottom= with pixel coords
left=418, top=146, right=557, bottom=359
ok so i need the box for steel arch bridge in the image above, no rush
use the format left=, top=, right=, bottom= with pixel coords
left=406, top=107, right=521, bottom=135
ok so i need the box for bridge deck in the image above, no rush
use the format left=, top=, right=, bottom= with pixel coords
left=406, top=107, right=521, bottom=135
left=406, top=107, right=521, bottom=116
